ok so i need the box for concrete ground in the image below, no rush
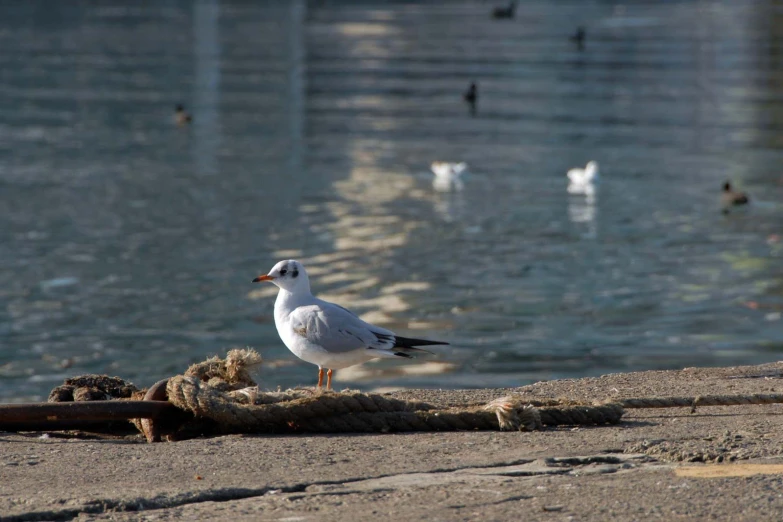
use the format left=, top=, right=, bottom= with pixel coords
left=3, top=362, right=783, bottom=521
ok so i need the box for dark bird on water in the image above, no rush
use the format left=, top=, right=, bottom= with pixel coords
left=570, top=27, right=586, bottom=50
left=463, top=82, right=478, bottom=116
left=175, top=104, right=192, bottom=126
left=492, top=1, right=516, bottom=19
left=721, top=181, right=749, bottom=213
left=463, top=82, right=477, bottom=104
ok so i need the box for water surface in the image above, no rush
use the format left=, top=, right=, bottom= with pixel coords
left=1, top=0, right=782, bottom=401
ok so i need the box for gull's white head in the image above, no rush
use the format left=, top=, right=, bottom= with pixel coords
left=585, top=161, right=599, bottom=177
left=252, top=259, right=310, bottom=293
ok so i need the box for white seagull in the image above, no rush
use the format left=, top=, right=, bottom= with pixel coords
left=431, top=161, right=468, bottom=180
left=431, top=162, right=468, bottom=192
left=566, top=161, right=599, bottom=194
left=253, top=260, right=448, bottom=390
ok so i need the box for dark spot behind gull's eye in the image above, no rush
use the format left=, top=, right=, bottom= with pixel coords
left=292, top=268, right=299, bottom=278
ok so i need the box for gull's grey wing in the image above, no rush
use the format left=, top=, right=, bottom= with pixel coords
left=288, top=303, right=394, bottom=354
left=314, top=297, right=397, bottom=340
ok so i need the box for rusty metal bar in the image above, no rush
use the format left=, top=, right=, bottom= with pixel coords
left=0, top=419, right=139, bottom=432
left=0, top=400, right=177, bottom=433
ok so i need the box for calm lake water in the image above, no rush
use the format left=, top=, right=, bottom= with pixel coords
left=2, top=0, right=783, bottom=402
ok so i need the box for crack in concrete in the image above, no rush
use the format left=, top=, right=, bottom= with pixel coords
left=4, top=454, right=655, bottom=521
left=3, top=488, right=274, bottom=522
left=447, top=493, right=534, bottom=510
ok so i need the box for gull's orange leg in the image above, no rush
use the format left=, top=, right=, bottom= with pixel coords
left=317, top=367, right=324, bottom=389
left=327, top=369, right=333, bottom=390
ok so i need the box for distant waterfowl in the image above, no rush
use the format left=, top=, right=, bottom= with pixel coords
left=567, top=161, right=598, bottom=197
left=567, top=161, right=599, bottom=186
left=570, top=27, right=586, bottom=50
left=431, top=162, right=467, bottom=192
left=431, top=162, right=467, bottom=180
left=463, top=82, right=477, bottom=116
left=492, top=1, right=516, bottom=19
left=175, top=104, right=192, bottom=126
left=463, top=82, right=477, bottom=105
left=721, top=181, right=749, bottom=211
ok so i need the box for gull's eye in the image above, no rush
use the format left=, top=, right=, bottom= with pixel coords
left=280, top=268, right=288, bottom=276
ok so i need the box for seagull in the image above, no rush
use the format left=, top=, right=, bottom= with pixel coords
left=431, top=162, right=468, bottom=180
left=252, top=260, right=448, bottom=390
left=721, top=181, right=749, bottom=212
left=431, top=162, right=467, bottom=191
left=492, top=1, right=516, bottom=19
left=175, top=104, right=192, bottom=126
left=567, top=160, right=599, bottom=190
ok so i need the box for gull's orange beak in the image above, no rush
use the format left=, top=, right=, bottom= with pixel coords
left=252, top=274, right=274, bottom=283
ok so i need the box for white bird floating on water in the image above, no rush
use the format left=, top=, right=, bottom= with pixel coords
left=567, top=160, right=599, bottom=186
left=431, top=161, right=467, bottom=180
left=252, top=260, right=448, bottom=390
left=567, top=160, right=599, bottom=196
left=431, top=161, right=468, bottom=191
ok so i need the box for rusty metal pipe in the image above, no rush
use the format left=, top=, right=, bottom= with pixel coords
left=0, top=400, right=177, bottom=432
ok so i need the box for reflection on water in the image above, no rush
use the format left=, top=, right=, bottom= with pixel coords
left=432, top=176, right=465, bottom=194
left=433, top=189, right=467, bottom=223
left=1, top=1, right=783, bottom=401
left=568, top=192, right=597, bottom=240
left=192, top=0, right=221, bottom=178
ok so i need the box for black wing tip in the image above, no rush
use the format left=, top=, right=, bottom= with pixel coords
left=393, top=336, right=450, bottom=348
left=417, top=340, right=449, bottom=346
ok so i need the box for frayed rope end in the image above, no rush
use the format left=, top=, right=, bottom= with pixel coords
left=484, top=396, right=543, bottom=431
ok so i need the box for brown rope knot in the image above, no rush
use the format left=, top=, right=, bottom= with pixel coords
left=183, top=348, right=263, bottom=390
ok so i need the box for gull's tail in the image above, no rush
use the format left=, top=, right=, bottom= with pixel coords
left=392, top=336, right=449, bottom=357
left=394, top=336, right=449, bottom=348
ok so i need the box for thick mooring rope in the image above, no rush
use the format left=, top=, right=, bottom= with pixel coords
left=619, top=394, right=783, bottom=413
left=44, top=349, right=783, bottom=441
left=165, top=375, right=624, bottom=434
